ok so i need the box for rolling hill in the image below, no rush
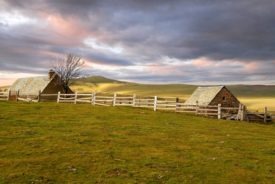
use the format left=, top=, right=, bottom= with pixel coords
left=2, top=76, right=274, bottom=98
left=1, top=76, right=274, bottom=110
left=74, top=75, right=124, bottom=84
left=72, top=76, right=275, bottom=98
left=71, top=76, right=275, bottom=111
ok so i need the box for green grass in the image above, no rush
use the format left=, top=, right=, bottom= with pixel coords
left=75, top=76, right=123, bottom=84
left=228, top=85, right=275, bottom=97
left=239, top=97, right=275, bottom=111
left=72, top=82, right=196, bottom=98
left=0, top=102, right=275, bottom=183
left=72, top=76, right=275, bottom=97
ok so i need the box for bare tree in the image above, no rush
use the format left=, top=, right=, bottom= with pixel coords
left=53, top=53, right=85, bottom=93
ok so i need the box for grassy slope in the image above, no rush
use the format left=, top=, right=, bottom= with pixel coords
left=1, top=76, right=275, bottom=110
left=228, top=85, right=275, bottom=97
left=76, top=76, right=121, bottom=83
left=2, top=76, right=275, bottom=98
left=72, top=76, right=275, bottom=97
left=72, top=76, right=275, bottom=111
left=0, top=102, right=275, bottom=183
left=72, top=77, right=196, bottom=98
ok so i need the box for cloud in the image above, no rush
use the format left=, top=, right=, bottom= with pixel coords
left=0, top=0, right=275, bottom=85
left=84, top=38, right=124, bottom=54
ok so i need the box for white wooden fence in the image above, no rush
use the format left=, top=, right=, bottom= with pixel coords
left=55, top=92, right=234, bottom=119
left=3, top=90, right=273, bottom=123
left=0, top=91, right=10, bottom=101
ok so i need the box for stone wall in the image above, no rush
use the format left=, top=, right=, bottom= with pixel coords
left=210, top=87, right=240, bottom=107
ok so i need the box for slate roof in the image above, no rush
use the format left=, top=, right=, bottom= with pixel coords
left=184, top=86, right=224, bottom=106
left=10, top=76, right=54, bottom=96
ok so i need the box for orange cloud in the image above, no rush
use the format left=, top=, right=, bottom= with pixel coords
left=38, top=14, right=97, bottom=46
left=192, top=58, right=214, bottom=68
left=0, top=78, right=15, bottom=86
left=47, top=15, right=88, bottom=38
left=244, top=62, right=259, bottom=72
left=147, top=64, right=181, bottom=75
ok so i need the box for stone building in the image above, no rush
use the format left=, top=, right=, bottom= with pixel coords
left=184, top=86, right=240, bottom=107
left=9, top=70, right=73, bottom=98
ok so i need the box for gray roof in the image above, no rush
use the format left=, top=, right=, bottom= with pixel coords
left=10, top=76, right=53, bottom=96
left=184, top=86, right=224, bottom=106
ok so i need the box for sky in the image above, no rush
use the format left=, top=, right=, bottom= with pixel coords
left=0, top=0, right=275, bottom=85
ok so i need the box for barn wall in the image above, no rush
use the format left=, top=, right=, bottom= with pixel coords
left=42, top=76, right=73, bottom=94
left=210, top=87, right=240, bottom=107
left=42, top=76, right=64, bottom=94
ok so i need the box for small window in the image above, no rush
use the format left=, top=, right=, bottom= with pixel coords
left=222, top=96, right=226, bottom=102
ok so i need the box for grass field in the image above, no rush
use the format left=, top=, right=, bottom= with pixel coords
left=239, top=97, right=275, bottom=111
left=71, top=76, right=275, bottom=111
left=2, top=76, right=275, bottom=111
left=0, top=102, right=275, bottom=183
left=71, top=83, right=275, bottom=111
left=72, top=77, right=275, bottom=98
left=71, top=83, right=196, bottom=98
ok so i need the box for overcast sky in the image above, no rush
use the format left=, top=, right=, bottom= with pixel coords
left=0, top=0, right=275, bottom=85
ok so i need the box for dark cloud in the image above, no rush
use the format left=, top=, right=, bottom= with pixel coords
left=1, top=0, right=275, bottom=84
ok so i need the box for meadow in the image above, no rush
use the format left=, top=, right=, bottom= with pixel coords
left=2, top=76, right=274, bottom=111
left=0, top=102, right=275, bottom=183
left=71, top=76, right=275, bottom=111
left=239, top=97, right=275, bottom=111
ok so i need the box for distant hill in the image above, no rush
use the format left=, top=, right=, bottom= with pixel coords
left=227, top=85, right=275, bottom=97
left=73, top=76, right=124, bottom=84
left=1, top=75, right=274, bottom=110
left=72, top=77, right=195, bottom=97
left=71, top=76, right=275, bottom=98
left=1, top=76, right=274, bottom=98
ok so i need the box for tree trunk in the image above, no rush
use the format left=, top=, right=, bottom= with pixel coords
left=63, top=84, right=69, bottom=94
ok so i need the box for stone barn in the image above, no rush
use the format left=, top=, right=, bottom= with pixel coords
left=9, top=70, right=73, bottom=100
left=184, top=86, right=240, bottom=107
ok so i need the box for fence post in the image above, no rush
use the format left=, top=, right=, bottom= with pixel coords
left=154, top=96, right=157, bottom=111
left=264, top=107, right=267, bottom=123
left=218, top=104, right=221, bottom=119
left=74, top=92, right=78, bottom=104
left=16, top=90, right=19, bottom=102
left=240, top=104, right=246, bottom=121
left=237, top=104, right=242, bottom=120
left=92, top=92, right=96, bottom=105
left=132, top=94, right=136, bottom=107
left=175, top=97, right=179, bottom=112
left=7, top=89, right=11, bottom=101
left=38, top=90, right=41, bottom=102
left=113, top=93, right=117, bottom=106
left=57, top=91, right=60, bottom=103
left=91, top=92, right=94, bottom=105
left=196, top=101, right=199, bottom=115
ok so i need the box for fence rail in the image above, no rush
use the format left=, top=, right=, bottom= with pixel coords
left=55, top=92, right=273, bottom=122
left=55, top=92, right=231, bottom=119
left=0, top=91, right=10, bottom=101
